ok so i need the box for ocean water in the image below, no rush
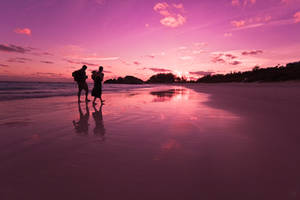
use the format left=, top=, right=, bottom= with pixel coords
left=0, top=81, right=154, bottom=101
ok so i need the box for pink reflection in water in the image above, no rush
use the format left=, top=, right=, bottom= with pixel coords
left=0, top=86, right=244, bottom=200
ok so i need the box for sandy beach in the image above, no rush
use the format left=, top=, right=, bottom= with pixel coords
left=0, top=83, right=300, bottom=200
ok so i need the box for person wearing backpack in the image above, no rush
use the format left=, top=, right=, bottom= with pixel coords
left=72, top=65, right=90, bottom=103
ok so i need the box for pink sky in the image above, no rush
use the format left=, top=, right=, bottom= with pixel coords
left=0, top=0, right=300, bottom=82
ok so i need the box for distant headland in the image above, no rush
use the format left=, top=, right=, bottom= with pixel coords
left=104, top=61, right=300, bottom=84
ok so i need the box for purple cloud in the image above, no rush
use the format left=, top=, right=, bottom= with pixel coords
left=133, top=61, right=141, bottom=65
left=212, top=54, right=226, bottom=63
left=229, top=61, right=242, bottom=65
left=8, top=57, right=32, bottom=63
left=33, top=72, right=64, bottom=77
left=146, top=55, right=155, bottom=59
left=0, top=44, right=32, bottom=53
left=241, top=50, right=263, bottom=55
left=144, top=67, right=172, bottom=72
left=189, top=71, right=213, bottom=76
left=40, top=61, right=54, bottom=64
left=43, top=52, right=53, bottom=56
left=225, top=54, right=237, bottom=59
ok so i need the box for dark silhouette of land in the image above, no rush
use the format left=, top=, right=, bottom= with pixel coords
left=147, top=73, right=176, bottom=83
left=104, top=76, right=143, bottom=84
left=197, top=61, right=300, bottom=83
left=104, top=61, right=300, bottom=84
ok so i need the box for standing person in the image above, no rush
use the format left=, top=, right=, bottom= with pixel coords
left=91, top=66, right=104, bottom=105
left=72, top=65, right=90, bottom=103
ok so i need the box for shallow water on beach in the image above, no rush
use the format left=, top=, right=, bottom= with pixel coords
left=0, top=85, right=246, bottom=199
left=4, top=84, right=297, bottom=200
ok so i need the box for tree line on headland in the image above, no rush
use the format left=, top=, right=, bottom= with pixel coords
left=104, top=61, right=300, bottom=84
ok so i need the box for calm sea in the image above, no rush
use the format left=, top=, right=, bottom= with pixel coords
left=0, top=81, right=153, bottom=101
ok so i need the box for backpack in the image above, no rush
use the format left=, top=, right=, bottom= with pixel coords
left=72, top=70, right=81, bottom=82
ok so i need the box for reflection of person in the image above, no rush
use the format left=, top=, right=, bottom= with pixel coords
left=72, top=65, right=90, bottom=103
left=73, top=102, right=90, bottom=135
left=91, top=66, right=104, bottom=105
left=92, top=104, right=105, bottom=139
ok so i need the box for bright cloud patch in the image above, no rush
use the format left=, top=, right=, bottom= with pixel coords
left=14, top=28, right=31, bottom=35
left=153, top=2, right=186, bottom=28
left=294, top=12, right=300, bottom=23
left=231, top=0, right=256, bottom=7
left=231, top=20, right=246, bottom=27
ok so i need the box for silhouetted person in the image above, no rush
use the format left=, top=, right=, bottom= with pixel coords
left=73, top=102, right=90, bottom=135
left=92, top=103, right=105, bottom=139
left=72, top=65, right=90, bottom=103
left=91, top=66, right=104, bottom=105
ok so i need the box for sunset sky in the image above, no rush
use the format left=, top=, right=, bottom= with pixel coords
left=1, top=0, right=300, bottom=81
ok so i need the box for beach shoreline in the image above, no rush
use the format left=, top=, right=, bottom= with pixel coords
left=0, top=83, right=300, bottom=200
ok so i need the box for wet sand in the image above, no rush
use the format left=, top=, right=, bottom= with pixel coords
left=0, top=84, right=299, bottom=200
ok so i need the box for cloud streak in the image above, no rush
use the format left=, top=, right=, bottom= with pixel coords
left=65, top=59, right=99, bottom=66
left=144, top=67, right=172, bottom=72
left=7, top=57, right=32, bottom=63
left=241, top=50, right=263, bottom=55
left=82, top=57, right=119, bottom=61
left=133, top=61, right=141, bottom=65
left=40, top=61, right=54, bottom=64
left=0, top=44, right=32, bottom=53
left=231, top=15, right=272, bottom=28
left=189, top=71, right=213, bottom=76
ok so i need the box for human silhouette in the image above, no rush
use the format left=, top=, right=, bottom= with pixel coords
left=73, top=102, right=90, bottom=135
left=72, top=65, right=90, bottom=103
left=92, top=103, right=106, bottom=140
left=91, top=66, right=104, bottom=105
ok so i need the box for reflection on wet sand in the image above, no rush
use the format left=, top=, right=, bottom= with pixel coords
left=0, top=86, right=248, bottom=200
left=150, top=88, right=187, bottom=102
left=72, top=103, right=89, bottom=135
left=92, top=104, right=106, bottom=140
